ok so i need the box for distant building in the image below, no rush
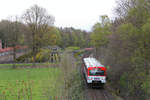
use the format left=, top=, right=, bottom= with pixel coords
left=47, top=45, right=61, bottom=52
left=0, top=40, right=2, bottom=49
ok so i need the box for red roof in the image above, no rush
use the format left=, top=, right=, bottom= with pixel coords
left=0, top=46, right=27, bottom=53
left=84, top=48, right=94, bottom=51
left=0, top=47, right=13, bottom=53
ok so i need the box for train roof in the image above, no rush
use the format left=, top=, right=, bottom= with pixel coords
left=83, top=57, right=104, bottom=68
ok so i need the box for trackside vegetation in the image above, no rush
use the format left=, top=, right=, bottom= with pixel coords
left=59, top=51, right=84, bottom=100
left=90, top=0, right=150, bottom=100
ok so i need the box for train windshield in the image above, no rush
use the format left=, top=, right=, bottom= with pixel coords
left=89, top=68, right=105, bottom=76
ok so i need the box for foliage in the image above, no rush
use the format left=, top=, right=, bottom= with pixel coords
left=0, top=19, right=27, bottom=68
left=17, top=48, right=51, bottom=63
left=59, top=27, right=90, bottom=48
left=59, top=52, right=84, bottom=100
left=142, top=73, right=150, bottom=96
left=90, top=15, right=111, bottom=48
left=90, top=1, right=150, bottom=100
left=35, top=48, right=51, bottom=62
left=42, top=27, right=62, bottom=46
left=117, top=23, right=139, bottom=40
left=23, top=4, right=55, bottom=63
left=16, top=52, right=33, bottom=63
left=66, top=46, right=80, bottom=51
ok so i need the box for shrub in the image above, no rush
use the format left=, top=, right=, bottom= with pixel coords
left=35, top=48, right=51, bottom=62
left=66, top=46, right=80, bottom=51
left=16, top=52, right=33, bottom=62
left=17, top=48, right=51, bottom=63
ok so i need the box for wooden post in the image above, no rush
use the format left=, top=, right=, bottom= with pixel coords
left=0, top=40, right=2, bottom=49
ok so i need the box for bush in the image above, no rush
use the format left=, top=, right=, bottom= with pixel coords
left=16, top=52, right=33, bottom=63
left=66, top=46, right=80, bottom=51
left=73, top=50, right=84, bottom=58
left=17, top=48, right=51, bottom=63
left=35, top=48, right=51, bottom=62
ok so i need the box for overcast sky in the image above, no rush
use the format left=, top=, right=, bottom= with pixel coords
left=0, top=0, right=116, bottom=31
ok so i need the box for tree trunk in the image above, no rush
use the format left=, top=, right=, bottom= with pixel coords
left=13, top=47, right=16, bottom=68
left=32, top=46, right=36, bottom=67
left=95, top=47, right=98, bottom=59
left=32, top=31, right=36, bottom=67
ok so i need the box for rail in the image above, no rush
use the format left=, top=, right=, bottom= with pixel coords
left=102, top=90, right=110, bottom=100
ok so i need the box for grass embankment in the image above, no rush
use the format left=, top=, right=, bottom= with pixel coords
left=0, top=67, right=62, bottom=100
left=59, top=51, right=84, bottom=100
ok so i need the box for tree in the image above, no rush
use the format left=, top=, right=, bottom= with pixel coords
left=91, top=15, right=111, bottom=47
left=115, top=0, right=150, bottom=27
left=0, top=17, right=25, bottom=68
left=42, top=27, right=62, bottom=46
left=90, top=15, right=111, bottom=57
left=22, top=4, right=55, bottom=64
left=58, top=27, right=89, bottom=48
left=0, top=20, right=12, bottom=48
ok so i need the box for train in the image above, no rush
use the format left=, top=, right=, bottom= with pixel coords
left=82, top=57, right=106, bottom=87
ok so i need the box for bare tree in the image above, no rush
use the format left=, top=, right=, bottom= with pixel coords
left=22, top=4, right=55, bottom=65
left=115, top=0, right=138, bottom=18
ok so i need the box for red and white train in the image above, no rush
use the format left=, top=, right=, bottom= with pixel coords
left=82, top=57, right=107, bottom=87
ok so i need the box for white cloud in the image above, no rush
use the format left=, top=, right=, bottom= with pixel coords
left=0, top=0, right=116, bottom=31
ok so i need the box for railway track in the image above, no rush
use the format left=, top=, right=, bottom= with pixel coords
left=81, top=69, right=110, bottom=100
left=85, top=88, right=110, bottom=100
left=80, top=60, right=111, bottom=100
left=101, top=90, right=110, bottom=100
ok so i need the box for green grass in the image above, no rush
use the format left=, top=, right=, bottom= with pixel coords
left=0, top=67, right=62, bottom=100
left=0, top=63, right=53, bottom=68
left=0, top=63, right=32, bottom=67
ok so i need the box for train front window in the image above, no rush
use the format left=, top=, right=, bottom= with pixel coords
left=89, top=68, right=104, bottom=76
